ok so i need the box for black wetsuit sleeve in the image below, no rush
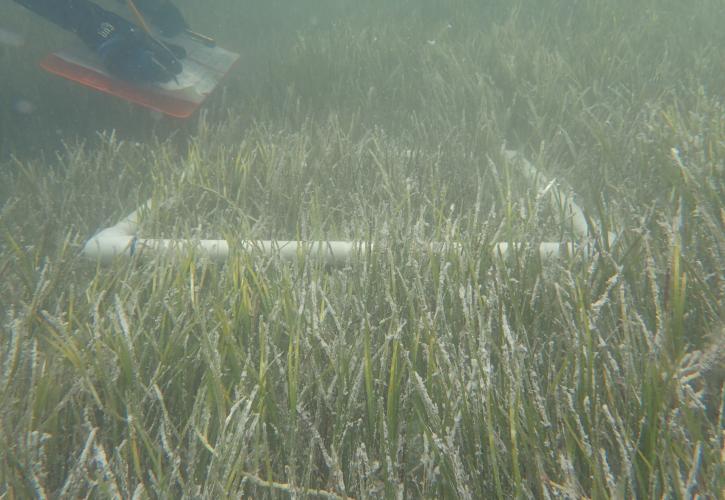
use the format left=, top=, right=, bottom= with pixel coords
left=116, top=0, right=167, bottom=12
left=12, top=0, right=116, bottom=46
left=13, top=0, right=173, bottom=35
left=14, top=0, right=182, bottom=46
left=115, top=0, right=175, bottom=20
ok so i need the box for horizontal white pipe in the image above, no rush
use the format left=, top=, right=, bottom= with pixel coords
left=82, top=232, right=586, bottom=264
left=82, top=151, right=613, bottom=265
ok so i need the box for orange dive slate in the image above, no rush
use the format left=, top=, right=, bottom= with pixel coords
left=40, top=33, right=239, bottom=118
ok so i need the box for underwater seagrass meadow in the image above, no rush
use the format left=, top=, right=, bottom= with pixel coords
left=1, top=0, right=724, bottom=497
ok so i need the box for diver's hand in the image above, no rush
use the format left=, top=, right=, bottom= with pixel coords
left=98, top=32, right=182, bottom=83
left=91, top=14, right=183, bottom=83
left=145, top=2, right=188, bottom=37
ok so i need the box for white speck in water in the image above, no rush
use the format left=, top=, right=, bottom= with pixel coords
left=149, top=109, right=164, bottom=121
left=13, top=99, right=35, bottom=115
left=0, top=28, right=24, bottom=47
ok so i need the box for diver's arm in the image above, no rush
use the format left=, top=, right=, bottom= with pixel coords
left=116, top=0, right=167, bottom=13
left=13, top=0, right=183, bottom=82
left=14, top=0, right=187, bottom=40
left=12, top=0, right=114, bottom=46
left=116, top=0, right=187, bottom=36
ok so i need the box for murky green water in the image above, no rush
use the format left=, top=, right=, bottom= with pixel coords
left=1, top=1, right=723, bottom=497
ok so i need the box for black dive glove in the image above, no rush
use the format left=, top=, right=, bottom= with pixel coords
left=87, top=11, right=183, bottom=83
left=141, top=1, right=188, bottom=37
left=15, top=0, right=186, bottom=83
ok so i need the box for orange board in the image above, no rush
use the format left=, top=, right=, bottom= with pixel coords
left=40, top=34, right=239, bottom=118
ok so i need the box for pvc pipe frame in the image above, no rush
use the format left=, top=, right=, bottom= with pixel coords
left=82, top=151, right=608, bottom=265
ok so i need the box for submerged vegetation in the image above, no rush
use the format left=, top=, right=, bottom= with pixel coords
left=1, top=0, right=723, bottom=497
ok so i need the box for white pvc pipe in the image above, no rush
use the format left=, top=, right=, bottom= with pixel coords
left=82, top=151, right=611, bottom=264
left=502, top=149, right=591, bottom=239
left=82, top=230, right=585, bottom=264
